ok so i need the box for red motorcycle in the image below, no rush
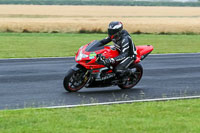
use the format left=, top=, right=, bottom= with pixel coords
left=63, top=40, right=153, bottom=92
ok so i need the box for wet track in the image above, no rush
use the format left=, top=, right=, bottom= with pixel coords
left=0, top=53, right=200, bottom=110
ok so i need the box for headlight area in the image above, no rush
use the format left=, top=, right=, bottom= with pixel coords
left=76, top=49, right=89, bottom=61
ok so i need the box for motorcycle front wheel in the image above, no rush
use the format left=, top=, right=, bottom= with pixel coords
left=118, top=63, right=143, bottom=89
left=63, top=68, right=88, bottom=92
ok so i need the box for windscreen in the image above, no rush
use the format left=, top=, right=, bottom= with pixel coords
left=85, top=40, right=104, bottom=52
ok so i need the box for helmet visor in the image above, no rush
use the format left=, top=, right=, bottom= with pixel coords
left=108, top=28, right=120, bottom=37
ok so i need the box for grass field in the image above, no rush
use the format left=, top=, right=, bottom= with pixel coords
left=0, top=5, right=200, bottom=34
left=0, top=33, right=199, bottom=58
left=0, top=99, right=200, bottom=133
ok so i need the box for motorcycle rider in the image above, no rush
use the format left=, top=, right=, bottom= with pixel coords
left=98, top=21, right=137, bottom=76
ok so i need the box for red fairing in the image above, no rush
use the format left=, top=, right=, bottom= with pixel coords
left=75, top=42, right=119, bottom=69
left=134, top=45, right=154, bottom=63
left=75, top=41, right=153, bottom=69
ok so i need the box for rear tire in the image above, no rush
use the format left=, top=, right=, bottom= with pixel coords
left=118, top=64, right=143, bottom=89
left=63, top=68, right=88, bottom=92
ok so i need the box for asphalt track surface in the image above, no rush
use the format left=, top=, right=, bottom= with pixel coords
left=0, top=53, right=200, bottom=110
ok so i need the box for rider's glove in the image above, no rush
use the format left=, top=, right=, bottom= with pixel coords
left=104, top=58, right=115, bottom=65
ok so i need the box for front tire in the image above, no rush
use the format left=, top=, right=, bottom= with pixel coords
left=118, top=64, right=143, bottom=89
left=63, top=68, right=88, bottom=92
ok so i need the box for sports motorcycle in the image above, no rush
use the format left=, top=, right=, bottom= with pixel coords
left=63, top=40, right=153, bottom=92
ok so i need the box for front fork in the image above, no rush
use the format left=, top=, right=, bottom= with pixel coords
left=84, top=70, right=94, bottom=87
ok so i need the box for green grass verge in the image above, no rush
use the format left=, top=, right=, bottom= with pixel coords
left=0, top=99, right=200, bottom=133
left=0, top=33, right=199, bottom=59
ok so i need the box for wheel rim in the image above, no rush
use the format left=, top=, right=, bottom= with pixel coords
left=67, top=70, right=88, bottom=91
left=122, top=66, right=142, bottom=88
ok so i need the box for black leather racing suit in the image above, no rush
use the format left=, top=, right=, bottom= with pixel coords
left=100, top=30, right=137, bottom=73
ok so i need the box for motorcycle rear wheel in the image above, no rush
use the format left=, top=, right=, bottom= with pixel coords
left=118, top=64, right=143, bottom=89
left=63, top=68, right=88, bottom=92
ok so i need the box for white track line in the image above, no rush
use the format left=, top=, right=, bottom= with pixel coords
left=45, top=95, right=200, bottom=109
